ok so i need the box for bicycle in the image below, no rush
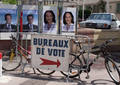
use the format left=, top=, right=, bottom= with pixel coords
left=35, top=35, right=91, bottom=76
left=2, top=34, right=120, bottom=84
left=2, top=34, right=39, bottom=73
left=60, top=38, right=120, bottom=84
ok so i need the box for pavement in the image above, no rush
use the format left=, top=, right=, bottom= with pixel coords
left=0, top=54, right=119, bottom=85
left=0, top=68, right=117, bottom=85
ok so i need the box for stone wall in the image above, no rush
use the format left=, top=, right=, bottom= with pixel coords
left=77, top=28, right=120, bottom=52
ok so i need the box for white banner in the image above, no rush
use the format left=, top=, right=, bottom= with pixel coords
left=31, top=34, right=70, bottom=72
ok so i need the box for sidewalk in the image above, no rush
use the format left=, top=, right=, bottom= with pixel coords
left=0, top=76, right=77, bottom=85
left=0, top=68, right=116, bottom=85
left=0, top=54, right=119, bottom=85
left=0, top=73, right=77, bottom=85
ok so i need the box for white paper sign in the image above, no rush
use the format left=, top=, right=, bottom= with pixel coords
left=31, top=34, right=70, bottom=72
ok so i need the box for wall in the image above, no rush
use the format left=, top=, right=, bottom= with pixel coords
left=77, top=28, right=120, bottom=52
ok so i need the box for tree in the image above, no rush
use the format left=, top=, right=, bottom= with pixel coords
left=78, top=9, right=91, bottom=20
left=97, top=0, right=106, bottom=12
left=2, top=0, right=17, bottom=4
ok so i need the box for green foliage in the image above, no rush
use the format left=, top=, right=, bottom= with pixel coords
left=97, top=0, right=106, bottom=12
left=2, top=0, right=17, bottom=4
left=78, top=9, right=91, bottom=20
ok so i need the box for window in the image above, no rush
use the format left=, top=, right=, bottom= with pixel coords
left=116, top=3, right=120, bottom=13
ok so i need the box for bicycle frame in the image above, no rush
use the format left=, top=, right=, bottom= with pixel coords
left=67, top=38, right=120, bottom=83
left=2, top=34, right=36, bottom=73
left=72, top=40, right=112, bottom=72
left=17, top=44, right=31, bottom=60
left=10, top=34, right=31, bottom=61
left=88, top=42, right=112, bottom=68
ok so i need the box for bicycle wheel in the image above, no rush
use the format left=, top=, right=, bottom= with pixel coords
left=105, top=57, right=120, bottom=84
left=60, top=53, right=86, bottom=78
left=36, top=68, right=55, bottom=75
left=2, top=51, right=22, bottom=71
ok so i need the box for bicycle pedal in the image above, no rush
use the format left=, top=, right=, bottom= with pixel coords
left=85, top=75, right=89, bottom=79
left=27, top=59, right=31, bottom=63
left=71, top=72, right=77, bottom=74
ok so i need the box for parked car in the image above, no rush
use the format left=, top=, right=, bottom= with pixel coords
left=79, top=13, right=120, bottom=29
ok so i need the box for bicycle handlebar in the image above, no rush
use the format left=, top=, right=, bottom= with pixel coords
left=92, top=38, right=117, bottom=49
left=10, top=34, right=16, bottom=39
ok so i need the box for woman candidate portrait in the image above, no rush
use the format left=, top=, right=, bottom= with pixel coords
left=43, top=10, right=57, bottom=34
left=62, top=12, right=75, bottom=32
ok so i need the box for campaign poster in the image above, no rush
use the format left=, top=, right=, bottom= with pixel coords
left=61, top=7, right=76, bottom=35
left=23, top=9, right=38, bottom=32
left=0, top=8, right=17, bottom=32
left=42, top=6, right=58, bottom=34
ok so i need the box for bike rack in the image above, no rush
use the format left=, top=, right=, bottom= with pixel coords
left=15, top=32, right=37, bottom=74
left=64, top=34, right=91, bottom=81
left=2, top=32, right=91, bottom=81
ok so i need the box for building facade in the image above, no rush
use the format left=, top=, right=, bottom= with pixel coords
left=0, top=0, right=120, bottom=19
left=66, top=0, right=120, bottom=19
left=61, top=0, right=120, bottom=19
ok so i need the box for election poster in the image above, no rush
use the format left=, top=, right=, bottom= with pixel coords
left=0, top=4, right=17, bottom=32
left=42, top=6, right=58, bottom=34
left=22, top=5, right=38, bottom=32
left=31, top=34, right=70, bottom=72
left=61, top=7, right=76, bottom=35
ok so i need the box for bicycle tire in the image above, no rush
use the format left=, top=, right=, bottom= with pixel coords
left=36, top=68, right=55, bottom=75
left=2, top=51, right=22, bottom=71
left=105, top=57, right=120, bottom=84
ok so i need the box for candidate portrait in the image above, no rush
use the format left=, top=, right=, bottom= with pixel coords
left=23, top=14, right=38, bottom=32
left=43, top=10, right=57, bottom=34
left=0, top=13, right=17, bottom=32
left=62, top=12, right=75, bottom=32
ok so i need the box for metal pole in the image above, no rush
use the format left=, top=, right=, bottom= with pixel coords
left=17, top=0, right=23, bottom=69
left=76, top=5, right=79, bottom=35
left=82, top=0, right=85, bottom=21
left=38, top=0, right=43, bottom=33
left=106, top=0, right=109, bottom=13
left=58, top=0, right=63, bottom=34
left=17, top=0, right=23, bottom=32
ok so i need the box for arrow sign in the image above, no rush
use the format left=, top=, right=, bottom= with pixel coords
left=40, top=58, right=61, bottom=68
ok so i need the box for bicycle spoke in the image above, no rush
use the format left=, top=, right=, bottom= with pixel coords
left=105, top=58, right=120, bottom=84
left=2, top=51, right=22, bottom=71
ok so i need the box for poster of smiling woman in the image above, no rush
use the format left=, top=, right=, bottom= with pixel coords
left=61, top=7, right=76, bottom=35
left=0, top=4, right=17, bottom=32
left=42, top=6, right=58, bottom=34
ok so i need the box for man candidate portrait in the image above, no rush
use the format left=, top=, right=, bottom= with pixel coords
left=0, top=13, right=17, bottom=32
left=23, top=14, right=38, bottom=32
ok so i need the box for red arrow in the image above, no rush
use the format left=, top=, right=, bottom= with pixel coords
left=40, top=58, right=61, bottom=68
